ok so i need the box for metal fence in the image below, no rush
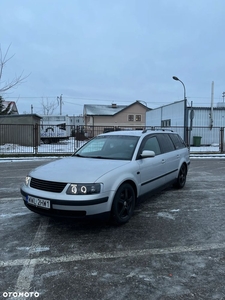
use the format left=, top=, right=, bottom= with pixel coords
left=0, top=124, right=224, bottom=156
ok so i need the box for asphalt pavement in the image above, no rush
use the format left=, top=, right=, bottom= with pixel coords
left=1, top=158, right=225, bottom=300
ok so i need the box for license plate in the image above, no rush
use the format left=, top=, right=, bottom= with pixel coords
left=27, top=195, right=50, bottom=209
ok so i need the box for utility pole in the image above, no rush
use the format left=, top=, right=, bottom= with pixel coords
left=222, top=92, right=225, bottom=103
left=57, top=94, right=63, bottom=115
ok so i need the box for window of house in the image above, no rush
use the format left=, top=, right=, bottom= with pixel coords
left=135, top=115, right=142, bottom=121
left=128, top=115, right=134, bottom=121
left=161, top=119, right=171, bottom=127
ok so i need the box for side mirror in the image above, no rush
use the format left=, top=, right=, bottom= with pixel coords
left=140, top=150, right=155, bottom=158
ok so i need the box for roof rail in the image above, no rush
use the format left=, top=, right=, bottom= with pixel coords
left=142, top=128, right=174, bottom=133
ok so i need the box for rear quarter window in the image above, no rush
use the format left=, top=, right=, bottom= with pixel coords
left=157, top=133, right=175, bottom=153
left=169, top=133, right=186, bottom=149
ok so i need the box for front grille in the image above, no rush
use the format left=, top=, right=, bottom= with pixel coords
left=30, top=177, right=67, bottom=193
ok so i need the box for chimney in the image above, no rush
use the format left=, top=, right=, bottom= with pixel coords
left=111, top=103, right=117, bottom=108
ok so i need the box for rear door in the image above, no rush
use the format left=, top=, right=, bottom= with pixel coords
left=157, top=133, right=179, bottom=183
left=136, top=134, right=166, bottom=195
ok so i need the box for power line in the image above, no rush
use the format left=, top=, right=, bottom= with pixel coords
left=5, top=95, right=224, bottom=108
left=5, top=95, right=224, bottom=100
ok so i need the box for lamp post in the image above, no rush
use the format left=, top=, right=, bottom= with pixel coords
left=222, top=92, right=225, bottom=103
left=172, top=76, right=188, bottom=146
left=172, top=76, right=187, bottom=101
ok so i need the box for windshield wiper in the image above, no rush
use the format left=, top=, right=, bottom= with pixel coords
left=90, top=156, right=111, bottom=159
left=73, top=153, right=85, bottom=157
left=73, top=154, right=109, bottom=159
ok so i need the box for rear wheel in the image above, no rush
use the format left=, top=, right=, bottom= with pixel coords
left=174, top=163, right=187, bottom=189
left=111, top=183, right=135, bottom=225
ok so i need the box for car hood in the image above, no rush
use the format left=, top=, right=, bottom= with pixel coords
left=29, top=157, right=130, bottom=183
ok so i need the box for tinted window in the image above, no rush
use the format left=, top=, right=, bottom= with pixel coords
left=157, top=133, right=175, bottom=153
left=169, top=133, right=186, bottom=149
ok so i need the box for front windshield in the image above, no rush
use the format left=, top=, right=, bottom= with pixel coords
left=74, top=135, right=139, bottom=160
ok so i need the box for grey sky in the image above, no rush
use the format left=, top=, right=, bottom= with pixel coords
left=1, top=0, right=225, bottom=115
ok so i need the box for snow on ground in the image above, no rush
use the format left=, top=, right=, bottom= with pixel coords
left=0, top=138, right=86, bottom=155
left=190, top=145, right=220, bottom=153
left=0, top=139, right=224, bottom=160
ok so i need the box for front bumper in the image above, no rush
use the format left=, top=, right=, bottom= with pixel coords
left=20, top=187, right=111, bottom=219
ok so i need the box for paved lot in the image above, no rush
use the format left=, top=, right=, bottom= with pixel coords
left=1, top=158, right=225, bottom=300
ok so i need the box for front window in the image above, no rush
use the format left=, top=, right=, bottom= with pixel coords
left=141, top=136, right=161, bottom=155
left=74, top=135, right=139, bottom=160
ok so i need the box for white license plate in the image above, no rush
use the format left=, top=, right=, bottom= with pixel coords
left=27, top=196, right=50, bottom=209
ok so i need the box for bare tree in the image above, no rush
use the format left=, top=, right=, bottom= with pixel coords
left=0, top=44, right=30, bottom=93
left=41, top=97, right=59, bottom=115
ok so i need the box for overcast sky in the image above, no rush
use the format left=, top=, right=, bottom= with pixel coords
left=1, top=0, right=225, bottom=115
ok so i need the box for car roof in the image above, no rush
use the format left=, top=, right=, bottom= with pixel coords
left=100, top=129, right=176, bottom=137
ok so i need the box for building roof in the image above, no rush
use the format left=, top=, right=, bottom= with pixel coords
left=84, top=101, right=151, bottom=116
left=0, top=114, right=41, bottom=119
left=2, top=101, right=19, bottom=114
left=84, top=104, right=127, bottom=116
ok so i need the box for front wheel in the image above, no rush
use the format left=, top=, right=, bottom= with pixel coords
left=174, top=163, right=187, bottom=189
left=111, top=183, right=135, bottom=225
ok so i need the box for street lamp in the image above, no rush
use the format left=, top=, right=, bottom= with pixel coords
left=172, top=76, right=187, bottom=101
left=172, top=76, right=189, bottom=147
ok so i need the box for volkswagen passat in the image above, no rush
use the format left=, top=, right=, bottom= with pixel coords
left=21, top=130, right=190, bottom=225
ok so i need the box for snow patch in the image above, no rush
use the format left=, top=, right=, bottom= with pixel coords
left=157, top=212, right=175, bottom=220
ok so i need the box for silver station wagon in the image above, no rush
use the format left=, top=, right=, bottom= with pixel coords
left=21, top=130, right=190, bottom=225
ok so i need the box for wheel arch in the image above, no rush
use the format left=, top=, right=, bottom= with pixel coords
left=115, top=179, right=138, bottom=205
left=177, top=160, right=188, bottom=176
left=110, top=180, right=137, bottom=225
left=174, top=161, right=188, bottom=189
left=181, top=161, right=188, bottom=172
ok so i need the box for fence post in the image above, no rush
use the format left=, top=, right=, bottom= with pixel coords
left=185, top=127, right=189, bottom=147
left=75, top=126, right=79, bottom=150
left=187, top=127, right=190, bottom=149
left=220, top=127, right=224, bottom=153
left=34, top=123, right=39, bottom=155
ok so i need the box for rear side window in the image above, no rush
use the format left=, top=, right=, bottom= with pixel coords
left=169, top=134, right=186, bottom=149
left=157, top=134, right=175, bottom=153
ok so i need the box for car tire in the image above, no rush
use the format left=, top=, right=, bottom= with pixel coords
left=174, top=163, right=187, bottom=189
left=111, top=183, right=135, bottom=225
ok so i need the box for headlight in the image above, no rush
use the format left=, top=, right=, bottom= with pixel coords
left=66, top=183, right=101, bottom=195
left=25, top=176, right=31, bottom=186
